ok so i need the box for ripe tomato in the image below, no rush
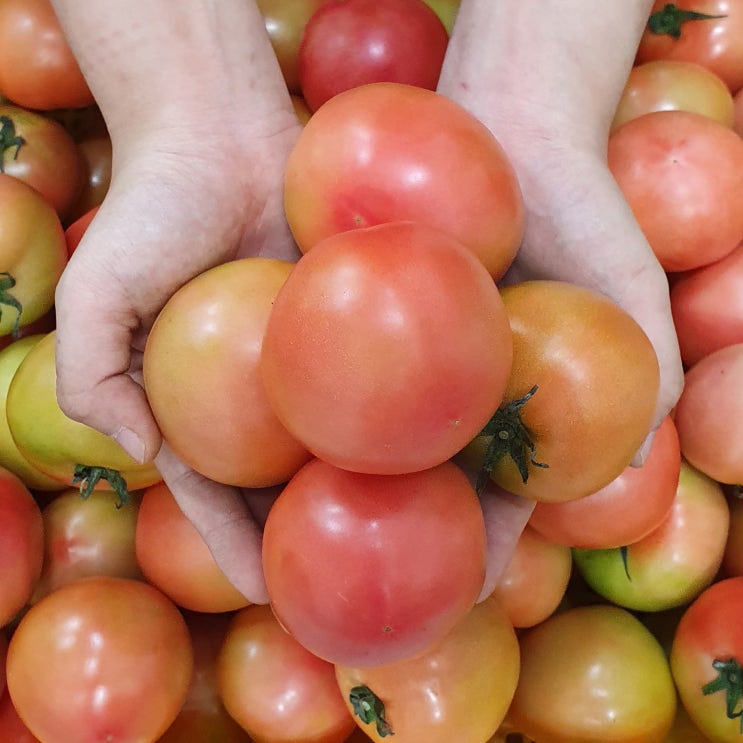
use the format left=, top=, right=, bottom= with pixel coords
left=261, top=222, right=512, bottom=475
left=612, top=60, right=735, bottom=130
left=674, top=343, right=743, bottom=485
left=0, top=0, right=94, bottom=110
left=734, top=86, right=743, bottom=135
left=143, top=257, right=312, bottom=488
left=508, top=604, right=677, bottom=743
left=573, top=460, right=730, bottom=612
left=722, top=493, right=743, bottom=578
left=608, top=109, right=743, bottom=272
left=262, top=458, right=487, bottom=667
left=63, top=204, right=98, bottom=256
left=335, top=597, right=520, bottom=743
left=528, top=415, right=680, bottom=549
left=65, top=129, right=111, bottom=223
left=217, top=604, right=355, bottom=743
left=283, top=82, right=524, bottom=280
left=0, top=467, right=43, bottom=628
left=466, top=280, right=660, bottom=503
left=670, top=577, right=743, bottom=742
left=636, top=0, right=743, bottom=94
left=670, top=240, right=743, bottom=367
left=135, top=480, right=250, bottom=614
left=297, top=0, right=449, bottom=112
left=0, top=685, right=41, bottom=743
left=6, top=576, right=193, bottom=743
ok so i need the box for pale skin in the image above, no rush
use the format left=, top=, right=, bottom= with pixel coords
left=50, top=0, right=683, bottom=604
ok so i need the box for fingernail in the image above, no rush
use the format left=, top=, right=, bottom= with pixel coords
left=631, top=429, right=656, bottom=468
left=113, top=426, right=146, bottom=464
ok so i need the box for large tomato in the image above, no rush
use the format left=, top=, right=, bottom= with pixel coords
left=507, top=604, right=677, bottom=743
left=283, top=82, right=524, bottom=280
left=6, top=576, right=193, bottom=743
left=0, top=0, right=94, bottom=110
left=609, top=109, right=743, bottom=272
left=143, top=257, right=311, bottom=488
left=262, top=458, right=487, bottom=667
left=260, top=222, right=513, bottom=475
left=217, top=604, right=355, bottom=743
left=670, top=577, right=743, bottom=742
left=465, top=280, right=660, bottom=503
left=335, top=597, right=520, bottom=743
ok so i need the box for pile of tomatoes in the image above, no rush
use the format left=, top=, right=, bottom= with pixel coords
left=1, top=0, right=743, bottom=741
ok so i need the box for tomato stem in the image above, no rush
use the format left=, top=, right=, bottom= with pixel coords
left=0, top=115, right=25, bottom=172
left=73, top=464, right=131, bottom=508
left=0, top=272, right=22, bottom=337
left=647, top=3, right=727, bottom=39
left=349, top=685, right=394, bottom=738
left=702, top=658, right=743, bottom=730
left=474, top=385, right=548, bottom=495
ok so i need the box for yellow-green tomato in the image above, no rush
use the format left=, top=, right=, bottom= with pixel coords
left=421, top=0, right=460, bottom=33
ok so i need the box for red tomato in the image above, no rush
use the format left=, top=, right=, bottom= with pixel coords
left=63, top=204, right=98, bottom=257
left=670, top=577, right=743, bottom=742
left=261, top=222, right=512, bottom=475
left=136, top=481, right=250, bottom=614
left=612, top=60, right=735, bottom=130
left=0, top=0, right=94, bottom=110
left=722, top=493, right=743, bottom=578
left=670, top=240, right=743, bottom=367
left=508, top=604, right=677, bottom=743
left=636, top=0, right=743, bottom=94
left=0, top=467, right=43, bottom=628
left=217, top=604, right=355, bottom=743
left=0, top=687, right=41, bottom=743
left=283, top=82, right=524, bottom=280
left=465, top=280, right=660, bottom=503
left=674, top=343, right=743, bottom=485
left=734, top=86, right=743, bottom=135
left=608, top=110, right=743, bottom=272
left=0, top=630, right=6, bottom=697
left=335, top=597, right=520, bottom=743
left=297, top=0, right=449, bottom=112
left=421, top=0, right=460, bottom=33
left=528, top=415, right=680, bottom=549
left=65, top=131, right=111, bottom=223
left=144, top=257, right=311, bottom=488
left=262, top=458, right=487, bottom=667
left=6, top=576, right=193, bottom=743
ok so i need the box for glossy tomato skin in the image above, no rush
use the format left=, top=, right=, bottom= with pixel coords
left=262, top=458, right=487, bottom=667
left=144, top=258, right=312, bottom=488
left=297, top=0, right=449, bottom=112
left=217, top=604, right=355, bottom=743
left=508, top=604, right=677, bottom=743
left=261, top=222, right=513, bottom=475
left=608, top=110, right=743, bottom=272
left=284, top=82, right=524, bottom=280
left=0, top=0, right=94, bottom=110
left=670, top=577, right=743, bottom=742
left=636, top=0, right=743, bottom=94
left=6, top=576, right=194, bottom=743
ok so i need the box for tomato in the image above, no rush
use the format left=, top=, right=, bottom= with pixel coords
left=722, top=494, right=743, bottom=577
left=290, top=93, right=312, bottom=124
left=256, top=0, right=329, bottom=95
left=573, top=460, right=729, bottom=612
left=670, top=240, right=743, bottom=367
left=283, top=82, right=524, bottom=280
left=0, top=174, right=67, bottom=337
left=0, top=467, right=43, bottom=628
left=488, top=524, right=572, bottom=629
left=528, top=415, right=681, bottom=549
left=670, top=577, right=743, bottom=742
left=674, top=343, right=743, bottom=485
left=30, top=488, right=143, bottom=604
left=297, top=0, right=449, bottom=112
left=217, top=604, right=355, bottom=743
left=0, top=0, right=94, bottom=110
left=0, top=631, right=5, bottom=697
left=263, top=458, right=487, bottom=667
left=6, top=576, right=193, bottom=743
left=734, top=86, right=743, bottom=135
left=608, top=110, right=743, bottom=272
left=636, top=1, right=743, bottom=94
left=0, top=687, right=41, bottom=743
left=136, top=481, right=250, bottom=614
left=421, top=0, right=460, bottom=33
left=335, top=597, right=519, bottom=743
left=261, top=222, right=512, bottom=475
left=63, top=204, right=98, bottom=256
left=65, top=129, right=111, bottom=223
left=508, top=604, right=677, bottom=743
left=466, top=280, right=660, bottom=503
left=144, top=257, right=312, bottom=488
left=612, top=60, right=735, bottom=131
left=6, top=331, right=162, bottom=498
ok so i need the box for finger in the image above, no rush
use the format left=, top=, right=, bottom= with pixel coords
left=155, top=443, right=269, bottom=604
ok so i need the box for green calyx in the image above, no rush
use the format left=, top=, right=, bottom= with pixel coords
left=349, top=685, right=394, bottom=738
left=647, top=3, right=727, bottom=39
left=702, top=657, right=743, bottom=731
left=73, top=464, right=131, bottom=508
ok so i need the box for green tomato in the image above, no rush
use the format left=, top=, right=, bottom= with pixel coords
left=421, top=0, right=460, bottom=34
